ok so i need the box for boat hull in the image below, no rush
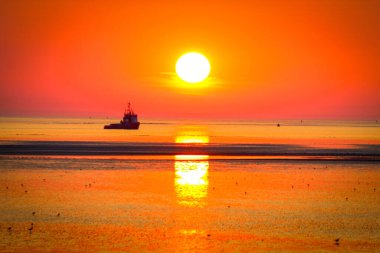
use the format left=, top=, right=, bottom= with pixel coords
left=104, top=122, right=140, bottom=130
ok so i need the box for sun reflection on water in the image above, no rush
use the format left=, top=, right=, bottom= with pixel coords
left=175, top=135, right=209, bottom=144
left=174, top=127, right=209, bottom=207
left=179, top=229, right=206, bottom=236
left=175, top=126, right=209, bottom=144
left=174, top=155, right=209, bottom=207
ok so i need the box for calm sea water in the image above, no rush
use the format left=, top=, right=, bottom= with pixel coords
left=0, top=117, right=379, bottom=146
left=1, top=118, right=380, bottom=252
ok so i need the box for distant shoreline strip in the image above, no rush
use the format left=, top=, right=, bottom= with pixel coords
left=0, top=141, right=379, bottom=161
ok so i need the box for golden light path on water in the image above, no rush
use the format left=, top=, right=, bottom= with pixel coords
left=175, top=135, right=209, bottom=144
left=174, top=126, right=210, bottom=144
left=175, top=155, right=209, bottom=207
left=174, top=126, right=209, bottom=208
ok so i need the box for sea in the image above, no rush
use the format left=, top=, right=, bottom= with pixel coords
left=0, top=117, right=379, bottom=158
left=0, top=117, right=379, bottom=252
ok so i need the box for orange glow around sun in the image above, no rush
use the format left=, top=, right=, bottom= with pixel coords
left=0, top=0, right=379, bottom=119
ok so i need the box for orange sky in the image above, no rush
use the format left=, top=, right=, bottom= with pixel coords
left=1, top=0, right=379, bottom=120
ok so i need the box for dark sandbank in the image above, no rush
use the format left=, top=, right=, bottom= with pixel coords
left=0, top=141, right=379, bottom=161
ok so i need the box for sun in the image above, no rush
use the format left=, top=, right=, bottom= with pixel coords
left=176, top=52, right=210, bottom=83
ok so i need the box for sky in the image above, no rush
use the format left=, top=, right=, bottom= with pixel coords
left=1, top=0, right=379, bottom=120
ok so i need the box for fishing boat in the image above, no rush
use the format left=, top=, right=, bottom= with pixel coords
left=104, top=103, right=140, bottom=130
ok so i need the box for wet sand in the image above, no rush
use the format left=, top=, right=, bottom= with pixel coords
left=0, top=157, right=379, bottom=252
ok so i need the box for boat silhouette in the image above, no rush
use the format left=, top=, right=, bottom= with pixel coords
left=104, top=103, right=140, bottom=130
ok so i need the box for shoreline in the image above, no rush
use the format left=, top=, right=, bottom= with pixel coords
left=0, top=141, right=379, bottom=161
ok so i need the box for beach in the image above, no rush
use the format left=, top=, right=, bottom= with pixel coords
left=0, top=157, right=379, bottom=252
left=0, top=118, right=380, bottom=252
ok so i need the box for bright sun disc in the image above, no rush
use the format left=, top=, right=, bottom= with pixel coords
left=176, top=52, right=210, bottom=83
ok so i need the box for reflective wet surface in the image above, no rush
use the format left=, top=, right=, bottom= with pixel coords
left=1, top=122, right=379, bottom=252
left=175, top=155, right=209, bottom=207
left=0, top=156, right=379, bottom=252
